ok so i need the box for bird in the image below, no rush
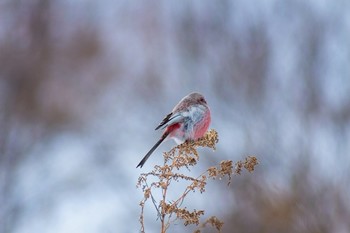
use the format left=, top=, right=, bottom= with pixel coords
left=136, top=92, right=211, bottom=168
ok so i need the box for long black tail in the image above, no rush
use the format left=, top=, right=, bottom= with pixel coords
left=136, top=132, right=169, bottom=168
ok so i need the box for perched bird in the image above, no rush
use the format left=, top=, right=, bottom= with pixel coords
left=136, top=92, right=211, bottom=168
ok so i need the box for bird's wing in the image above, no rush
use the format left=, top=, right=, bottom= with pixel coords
left=155, top=112, right=184, bottom=130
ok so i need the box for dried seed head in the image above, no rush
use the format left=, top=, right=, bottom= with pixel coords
left=244, top=156, right=258, bottom=172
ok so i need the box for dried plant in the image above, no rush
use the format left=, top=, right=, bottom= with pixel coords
left=136, top=129, right=258, bottom=233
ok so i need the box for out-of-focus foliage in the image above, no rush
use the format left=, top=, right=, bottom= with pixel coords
left=0, top=0, right=349, bottom=233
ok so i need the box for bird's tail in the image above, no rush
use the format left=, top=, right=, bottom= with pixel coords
left=136, top=132, right=169, bottom=168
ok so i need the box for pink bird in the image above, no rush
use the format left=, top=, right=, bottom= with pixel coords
left=136, top=92, right=211, bottom=168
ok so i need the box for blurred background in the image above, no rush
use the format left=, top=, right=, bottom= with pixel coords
left=1, top=0, right=350, bottom=232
